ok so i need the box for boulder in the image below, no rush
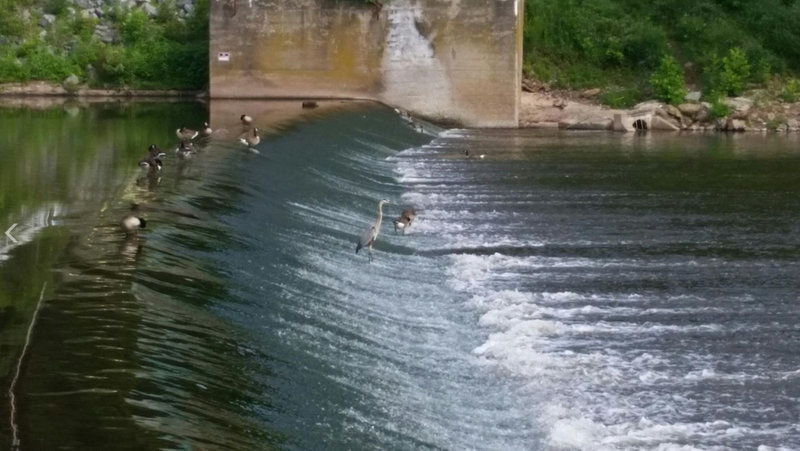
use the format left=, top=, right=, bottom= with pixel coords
left=581, top=88, right=602, bottom=98
left=62, top=74, right=81, bottom=94
left=685, top=91, right=702, bottom=102
left=724, top=119, right=747, bottom=132
left=723, top=97, right=753, bottom=118
left=38, top=13, right=56, bottom=27
left=678, top=103, right=703, bottom=118
left=141, top=3, right=157, bottom=17
left=651, top=115, right=681, bottom=131
left=663, top=104, right=683, bottom=121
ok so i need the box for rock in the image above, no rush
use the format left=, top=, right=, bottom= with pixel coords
left=74, top=0, right=95, bottom=9
left=141, top=3, right=157, bottom=17
left=723, top=97, right=752, bottom=118
left=38, top=13, right=56, bottom=27
left=81, top=9, right=95, bottom=19
left=183, top=3, right=194, bottom=14
left=552, top=98, right=567, bottom=109
left=651, top=115, right=681, bottom=131
left=678, top=103, right=703, bottom=118
left=62, top=74, right=81, bottom=94
left=94, top=24, right=118, bottom=44
left=685, top=91, right=702, bottom=102
left=725, top=118, right=747, bottom=132
left=633, top=100, right=663, bottom=113
left=581, top=88, right=601, bottom=98
left=662, top=104, right=682, bottom=121
left=695, top=108, right=710, bottom=123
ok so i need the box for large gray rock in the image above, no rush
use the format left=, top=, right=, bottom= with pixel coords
left=38, top=13, right=56, bottom=27
left=141, top=3, right=157, bottom=17
left=63, top=74, right=81, bottom=94
left=685, top=91, right=702, bottom=102
left=723, top=97, right=753, bottom=118
left=678, top=103, right=703, bottom=117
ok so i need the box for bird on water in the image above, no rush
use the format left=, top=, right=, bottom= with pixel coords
left=393, top=208, right=416, bottom=235
left=120, top=214, right=146, bottom=234
left=239, top=127, right=260, bottom=152
left=241, top=114, right=253, bottom=126
left=176, top=126, right=199, bottom=142
left=200, top=122, right=213, bottom=138
left=356, top=199, right=391, bottom=262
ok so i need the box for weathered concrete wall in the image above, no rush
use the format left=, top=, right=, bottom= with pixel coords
left=210, top=0, right=522, bottom=127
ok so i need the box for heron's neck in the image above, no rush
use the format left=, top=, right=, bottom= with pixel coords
left=377, top=203, right=384, bottom=220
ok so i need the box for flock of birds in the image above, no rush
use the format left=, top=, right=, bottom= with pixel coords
left=118, top=111, right=418, bottom=263
left=120, top=114, right=260, bottom=234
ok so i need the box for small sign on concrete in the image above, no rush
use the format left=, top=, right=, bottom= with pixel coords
left=218, top=52, right=230, bottom=62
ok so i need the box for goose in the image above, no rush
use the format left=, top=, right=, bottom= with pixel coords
left=356, top=199, right=391, bottom=262
left=239, top=127, right=260, bottom=151
left=199, top=122, right=213, bottom=138
left=120, top=214, right=146, bottom=234
left=139, top=156, right=163, bottom=172
left=176, top=141, right=194, bottom=159
left=148, top=144, right=166, bottom=158
left=240, top=114, right=253, bottom=126
left=176, top=126, right=198, bottom=142
left=393, top=208, right=416, bottom=235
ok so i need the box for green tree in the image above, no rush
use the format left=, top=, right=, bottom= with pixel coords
left=650, top=54, right=686, bottom=105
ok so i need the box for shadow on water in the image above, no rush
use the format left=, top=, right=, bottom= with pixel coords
left=0, top=99, right=345, bottom=450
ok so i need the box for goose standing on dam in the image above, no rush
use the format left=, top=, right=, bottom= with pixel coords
left=239, top=127, right=261, bottom=152
left=393, top=208, right=416, bottom=235
left=356, top=199, right=391, bottom=262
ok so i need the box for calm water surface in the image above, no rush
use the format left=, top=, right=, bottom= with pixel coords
left=1, top=101, right=799, bottom=450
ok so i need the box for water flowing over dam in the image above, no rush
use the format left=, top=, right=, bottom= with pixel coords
left=1, top=101, right=800, bottom=449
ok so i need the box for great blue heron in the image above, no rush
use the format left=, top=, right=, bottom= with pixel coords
left=176, top=126, right=198, bottom=142
left=239, top=127, right=260, bottom=152
left=393, top=208, right=416, bottom=234
left=356, top=199, right=391, bottom=261
left=120, top=214, right=146, bottom=234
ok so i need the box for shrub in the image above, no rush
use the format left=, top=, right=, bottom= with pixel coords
left=650, top=54, right=686, bottom=105
left=599, top=86, right=641, bottom=108
left=720, top=47, right=750, bottom=96
left=708, top=91, right=731, bottom=119
left=780, top=78, right=800, bottom=103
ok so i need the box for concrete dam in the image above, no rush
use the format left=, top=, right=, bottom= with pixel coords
left=209, top=0, right=523, bottom=127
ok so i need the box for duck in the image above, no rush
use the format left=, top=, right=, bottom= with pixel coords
left=120, top=214, right=146, bottom=234
left=176, top=126, right=199, bottom=142
left=200, top=122, right=213, bottom=138
left=239, top=127, right=260, bottom=151
left=393, top=208, right=417, bottom=234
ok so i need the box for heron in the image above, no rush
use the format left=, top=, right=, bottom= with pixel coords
left=120, top=214, right=146, bottom=234
left=176, top=126, right=199, bottom=142
left=393, top=208, right=416, bottom=235
left=356, top=199, right=391, bottom=262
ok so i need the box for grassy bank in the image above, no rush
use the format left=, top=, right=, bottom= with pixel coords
left=0, top=0, right=208, bottom=90
left=523, top=0, right=800, bottom=106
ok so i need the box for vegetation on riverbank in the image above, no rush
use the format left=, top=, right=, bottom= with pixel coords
left=0, top=0, right=207, bottom=90
left=522, top=0, right=800, bottom=107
